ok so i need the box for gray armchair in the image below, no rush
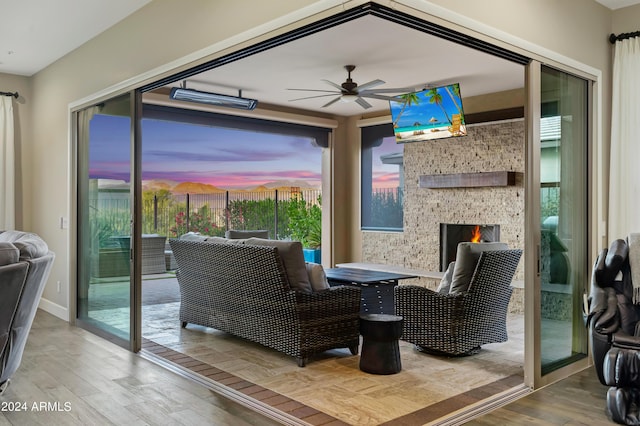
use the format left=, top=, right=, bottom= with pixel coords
left=0, top=231, right=55, bottom=394
left=395, top=249, right=522, bottom=356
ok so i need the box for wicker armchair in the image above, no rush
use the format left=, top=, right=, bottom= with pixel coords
left=395, top=249, right=522, bottom=356
left=140, top=235, right=167, bottom=274
left=169, top=239, right=361, bottom=366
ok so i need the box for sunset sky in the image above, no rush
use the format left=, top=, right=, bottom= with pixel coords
left=89, top=114, right=400, bottom=189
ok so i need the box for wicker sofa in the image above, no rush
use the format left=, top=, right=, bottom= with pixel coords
left=169, top=237, right=362, bottom=366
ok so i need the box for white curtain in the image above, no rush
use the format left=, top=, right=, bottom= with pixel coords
left=0, top=96, right=15, bottom=230
left=609, top=36, right=640, bottom=240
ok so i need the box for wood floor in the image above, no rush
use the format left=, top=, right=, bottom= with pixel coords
left=0, top=309, right=615, bottom=425
left=0, top=310, right=280, bottom=426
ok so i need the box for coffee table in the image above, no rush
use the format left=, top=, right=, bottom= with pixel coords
left=324, top=267, right=417, bottom=314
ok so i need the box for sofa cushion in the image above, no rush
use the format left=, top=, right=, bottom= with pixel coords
left=436, top=261, right=455, bottom=294
left=449, top=242, right=508, bottom=294
left=246, top=238, right=312, bottom=293
left=305, top=262, right=330, bottom=292
left=0, top=242, right=19, bottom=266
left=0, top=231, right=49, bottom=260
left=179, top=232, right=209, bottom=242
left=225, top=229, right=268, bottom=239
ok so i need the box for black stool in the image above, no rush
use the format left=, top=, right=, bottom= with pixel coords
left=359, top=313, right=403, bottom=374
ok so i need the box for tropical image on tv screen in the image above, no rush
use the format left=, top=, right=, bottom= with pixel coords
left=389, top=83, right=467, bottom=143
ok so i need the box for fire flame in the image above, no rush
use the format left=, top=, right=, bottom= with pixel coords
left=471, top=225, right=482, bottom=243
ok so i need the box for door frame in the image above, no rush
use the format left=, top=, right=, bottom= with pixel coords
left=67, top=0, right=603, bottom=388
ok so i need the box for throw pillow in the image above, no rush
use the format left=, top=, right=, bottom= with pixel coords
left=449, top=242, right=508, bottom=295
left=436, top=261, right=455, bottom=294
left=305, top=262, right=330, bottom=292
left=246, top=238, right=313, bottom=293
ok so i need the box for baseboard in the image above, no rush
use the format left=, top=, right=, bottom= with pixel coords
left=38, top=298, right=69, bottom=321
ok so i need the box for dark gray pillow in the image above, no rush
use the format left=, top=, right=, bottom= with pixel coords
left=449, top=242, right=508, bottom=294
left=246, top=238, right=312, bottom=293
left=436, top=261, right=455, bottom=294
left=305, top=262, right=330, bottom=292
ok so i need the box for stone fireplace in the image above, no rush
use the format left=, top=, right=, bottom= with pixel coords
left=440, top=223, right=500, bottom=271
left=360, top=118, right=525, bottom=312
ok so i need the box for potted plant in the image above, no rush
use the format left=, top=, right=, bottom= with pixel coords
left=287, top=193, right=322, bottom=263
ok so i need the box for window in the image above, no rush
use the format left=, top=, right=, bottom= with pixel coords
left=361, top=124, right=403, bottom=231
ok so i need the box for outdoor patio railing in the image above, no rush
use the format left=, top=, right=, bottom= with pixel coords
left=92, top=186, right=403, bottom=242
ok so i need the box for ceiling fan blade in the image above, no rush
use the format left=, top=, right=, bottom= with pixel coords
left=360, top=93, right=402, bottom=102
left=355, top=97, right=372, bottom=109
left=322, top=96, right=342, bottom=108
left=355, top=79, right=385, bottom=92
left=321, top=79, right=346, bottom=91
left=287, top=88, right=341, bottom=93
left=289, top=93, right=342, bottom=102
left=362, top=86, right=421, bottom=94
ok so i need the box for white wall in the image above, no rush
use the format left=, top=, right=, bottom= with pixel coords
left=21, top=0, right=616, bottom=319
left=612, top=3, right=640, bottom=33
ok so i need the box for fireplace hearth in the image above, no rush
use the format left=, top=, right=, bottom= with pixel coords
left=440, top=223, right=500, bottom=271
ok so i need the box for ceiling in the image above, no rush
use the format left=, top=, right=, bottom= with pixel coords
left=2, top=0, right=639, bottom=116
left=0, top=0, right=150, bottom=76
left=167, top=14, right=526, bottom=117
left=595, top=0, right=640, bottom=8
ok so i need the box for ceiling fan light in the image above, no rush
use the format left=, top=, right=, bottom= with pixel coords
left=340, top=94, right=358, bottom=102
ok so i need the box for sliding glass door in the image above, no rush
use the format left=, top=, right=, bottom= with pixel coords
left=76, top=93, right=138, bottom=348
left=538, top=65, right=589, bottom=374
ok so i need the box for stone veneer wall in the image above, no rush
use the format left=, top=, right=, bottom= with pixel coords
left=362, top=119, right=525, bottom=313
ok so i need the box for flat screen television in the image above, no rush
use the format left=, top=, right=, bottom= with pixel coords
left=389, top=83, right=467, bottom=143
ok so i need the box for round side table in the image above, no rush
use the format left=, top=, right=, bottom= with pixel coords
left=359, top=313, right=403, bottom=375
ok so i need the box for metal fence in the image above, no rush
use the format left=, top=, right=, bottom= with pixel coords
left=93, top=187, right=406, bottom=241
left=140, top=188, right=321, bottom=239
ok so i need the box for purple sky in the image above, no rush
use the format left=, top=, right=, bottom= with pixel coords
left=89, top=114, right=400, bottom=189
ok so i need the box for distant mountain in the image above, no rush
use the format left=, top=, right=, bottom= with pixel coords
left=259, top=180, right=319, bottom=190
left=139, top=178, right=319, bottom=194
left=172, top=182, right=226, bottom=194
left=142, top=180, right=175, bottom=192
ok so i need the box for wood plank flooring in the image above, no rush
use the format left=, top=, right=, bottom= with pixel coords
left=0, top=310, right=280, bottom=426
left=1, top=308, right=614, bottom=425
left=470, top=367, right=612, bottom=425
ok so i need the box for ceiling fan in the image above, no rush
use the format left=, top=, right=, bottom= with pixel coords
left=288, top=65, right=417, bottom=109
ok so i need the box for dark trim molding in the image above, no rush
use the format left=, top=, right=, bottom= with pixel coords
left=465, top=107, right=525, bottom=124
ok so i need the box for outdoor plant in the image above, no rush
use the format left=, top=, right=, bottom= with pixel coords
left=287, top=193, right=321, bottom=249
left=90, top=208, right=129, bottom=249
left=170, top=204, right=221, bottom=237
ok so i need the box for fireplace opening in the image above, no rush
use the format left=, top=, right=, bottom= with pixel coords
left=440, top=223, right=500, bottom=271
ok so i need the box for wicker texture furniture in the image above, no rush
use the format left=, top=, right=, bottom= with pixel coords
left=116, top=235, right=167, bottom=275
left=141, top=235, right=167, bottom=274
left=169, top=239, right=361, bottom=366
left=395, top=249, right=522, bottom=356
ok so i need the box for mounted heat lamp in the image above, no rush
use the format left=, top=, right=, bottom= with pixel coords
left=169, top=81, right=258, bottom=110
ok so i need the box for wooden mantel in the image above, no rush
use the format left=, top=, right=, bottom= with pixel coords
left=419, top=171, right=517, bottom=189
